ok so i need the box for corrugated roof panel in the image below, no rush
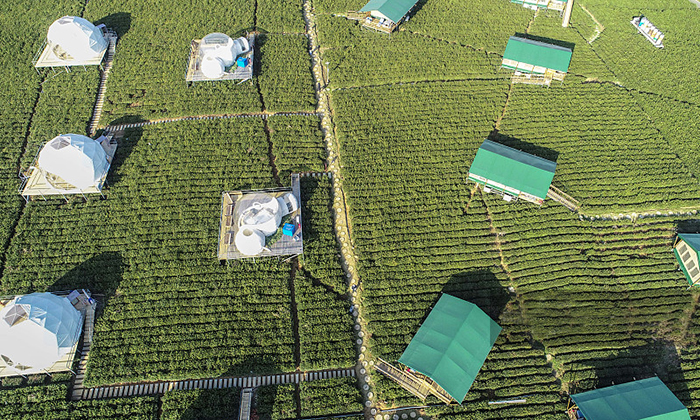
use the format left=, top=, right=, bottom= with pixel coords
left=502, top=36, right=572, bottom=73
left=678, top=234, right=700, bottom=254
left=359, top=0, right=418, bottom=23
left=398, top=294, right=501, bottom=403
left=571, top=377, right=691, bottom=420
left=468, top=140, right=556, bottom=200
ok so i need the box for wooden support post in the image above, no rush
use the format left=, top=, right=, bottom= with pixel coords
left=562, top=0, right=574, bottom=27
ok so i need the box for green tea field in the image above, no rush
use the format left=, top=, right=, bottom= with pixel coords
left=1, top=0, right=700, bottom=418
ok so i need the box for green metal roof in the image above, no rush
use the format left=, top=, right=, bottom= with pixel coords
left=571, top=377, right=691, bottom=420
left=503, top=36, right=572, bottom=73
left=678, top=234, right=700, bottom=254
left=468, top=140, right=556, bottom=200
left=359, top=0, right=418, bottom=23
left=398, top=294, right=501, bottom=403
left=674, top=234, right=700, bottom=286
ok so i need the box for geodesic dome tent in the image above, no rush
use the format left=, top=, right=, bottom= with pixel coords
left=37, top=134, right=109, bottom=191
left=0, top=293, right=82, bottom=372
left=47, top=16, right=108, bottom=62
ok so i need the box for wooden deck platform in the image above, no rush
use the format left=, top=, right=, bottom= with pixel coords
left=373, top=358, right=453, bottom=404
left=346, top=11, right=398, bottom=33
left=361, top=18, right=397, bottom=33
left=510, top=72, right=564, bottom=86
left=186, top=35, right=254, bottom=82
left=0, top=290, right=95, bottom=379
left=33, top=28, right=116, bottom=69
left=20, top=133, right=118, bottom=201
left=218, top=174, right=303, bottom=260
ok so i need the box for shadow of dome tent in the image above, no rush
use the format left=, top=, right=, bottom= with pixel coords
left=0, top=292, right=88, bottom=377
left=19, top=133, right=118, bottom=202
left=375, top=294, right=502, bottom=404
left=33, top=16, right=117, bottom=71
left=568, top=377, right=691, bottom=420
left=219, top=175, right=304, bottom=261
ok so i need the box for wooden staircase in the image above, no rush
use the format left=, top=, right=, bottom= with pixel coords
left=71, top=305, right=95, bottom=400
left=239, top=388, right=254, bottom=420
left=374, top=358, right=452, bottom=404
left=547, top=185, right=580, bottom=211
left=88, top=31, right=117, bottom=137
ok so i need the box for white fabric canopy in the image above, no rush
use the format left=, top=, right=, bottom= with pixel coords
left=232, top=192, right=298, bottom=256
left=235, top=193, right=283, bottom=236
left=235, top=228, right=266, bottom=256
left=37, top=134, right=108, bottom=190
left=199, top=33, right=250, bottom=79
left=47, top=16, right=108, bottom=61
left=0, top=293, right=81, bottom=371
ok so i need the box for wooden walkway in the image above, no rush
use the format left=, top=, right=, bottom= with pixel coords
left=88, top=31, right=117, bottom=136
left=547, top=185, right=581, bottom=211
left=103, top=111, right=320, bottom=132
left=72, top=367, right=355, bottom=400
left=70, top=305, right=95, bottom=400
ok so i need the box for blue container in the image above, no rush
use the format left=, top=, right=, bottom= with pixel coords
left=283, top=223, right=295, bottom=237
left=237, top=57, right=249, bottom=68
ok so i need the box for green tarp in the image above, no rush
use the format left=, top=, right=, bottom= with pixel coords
left=503, top=36, right=572, bottom=73
left=571, top=377, right=691, bottom=420
left=359, top=0, right=418, bottom=23
left=468, top=140, right=556, bottom=200
left=398, top=294, right=501, bottom=403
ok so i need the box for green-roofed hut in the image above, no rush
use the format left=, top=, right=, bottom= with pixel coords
left=397, top=294, right=502, bottom=403
left=568, top=377, right=690, bottom=420
left=511, top=0, right=567, bottom=12
left=468, top=140, right=556, bottom=205
left=673, top=234, right=700, bottom=287
left=501, top=36, right=572, bottom=85
left=349, top=0, right=419, bottom=33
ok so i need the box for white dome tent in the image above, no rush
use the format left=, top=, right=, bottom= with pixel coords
left=0, top=293, right=82, bottom=372
left=233, top=192, right=298, bottom=256
left=37, top=134, right=109, bottom=191
left=186, top=33, right=254, bottom=82
left=218, top=175, right=305, bottom=260
left=199, top=33, right=250, bottom=79
left=47, top=16, right=108, bottom=62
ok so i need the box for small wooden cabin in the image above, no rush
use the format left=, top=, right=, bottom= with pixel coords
left=348, top=0, right=419, bottom=33
left=511, top=0, right=567, bottom=11
left=468, top=140, right=556, bottom=205
left=501, top=36, right=572, bottom=85
left=674, top=234, right=700, bottom=287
